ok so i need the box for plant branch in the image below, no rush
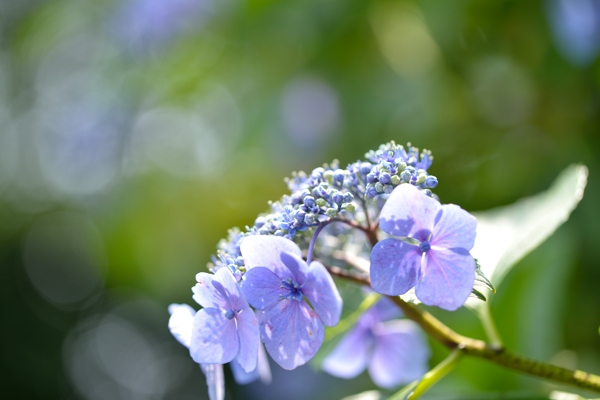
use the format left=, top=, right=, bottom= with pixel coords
left=408, top=349, right=463, bottom=400
left=323, top=264, right=600, bottom=393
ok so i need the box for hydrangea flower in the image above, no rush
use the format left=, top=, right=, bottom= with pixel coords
left=370, top=184, right=477, bottom=311
left=190, top=267, right=260, bottom=371
left=168, top=303, right=270, bottom=399
left=322, top=298, right=429, bottom=388
left=240, top=235, right=343, bottom=370
left=168, top=303, right=225, bottom=400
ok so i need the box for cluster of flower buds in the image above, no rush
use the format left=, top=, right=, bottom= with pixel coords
left=207, top=142, right=437, bottom=280
left=361, top=142, right=438, bottom=198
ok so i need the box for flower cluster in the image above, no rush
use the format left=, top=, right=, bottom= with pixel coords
left=207, top=141, right=438, bottom=279
left=169, top=141, right=481, bottom=400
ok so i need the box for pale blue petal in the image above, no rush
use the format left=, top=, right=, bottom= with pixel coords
left=431, top=204, right=477, bottom=251
left=370, top=238, right=421, bottom=296
left=379, top=184, right=440, bottom=241
left=322, top=325, right=371, bottom=379
left=371, top=297, right=402, bottom=322
left=416, top=247, right=476, bottom=311
left=369, top=320, right=430, bottom=389
left=241, top=267, right=287, bottom=310
left=212, top=267, right=249, bottom=311
left=200, top=364, right=225, bottom=400
left=193, top=273, right=228, bottom=309
left=168, top=303, right=196, bottom=348
left=259, top=299, right=324, bottom=370
left=240, top=235, right=301, bottom=279
left=230, top=359, right=259, bottom=385
left=280, top=252, right=309, bottom=284
left=302, top=261, right=343, bottom=326
left=190, top=308, right=239, bottom=364
left=235, top=308, right=260, bottom=372
left=256, top=342, right=272, bottom=384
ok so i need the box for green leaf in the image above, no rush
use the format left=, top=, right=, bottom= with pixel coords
left=470, top=164, right=587, bottom=291
left=471, top=287, right=486, bottom=302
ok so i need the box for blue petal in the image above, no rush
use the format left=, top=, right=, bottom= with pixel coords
left=256, top=342, right=272, bottom=384
left=431, top=204, right=477, bottom=251
left=212, top=267, right=249, bottom=312
left=379, top=184, right=441, bottom=240
left=193, top=272, right=229, bottom=309
left=370, top=238, right=421, bottom=296
left=302, top=261, right=343, bottom=326
left=230, top=358, right=259, bottom=385
left=369, top=320, right=430, bottom=388
left=280, top=252, right=309, bottom=284
left=322, top=325, right=371, bottom=379
left=259, top=299, right=324, bottom=370
left=168, top=303, right=196, bottom=348
left=240, top=235, right=301, bottom=280
left=416, top=247, right=476, bottom=311
left=190, top=308, right=239, bottom=364
left=241, top=267, right=287, bottom=310
left=200, top=364, right=225, bottom=400
left=235, top=308, right=260, bottom=373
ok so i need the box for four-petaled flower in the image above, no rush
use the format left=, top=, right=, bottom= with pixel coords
left=322, top=298, right=429, bottom=388
left=240, top=235, right=343, bottom=370
left=190, top=267, right=260, bottom=372
left=370, top=184, right=477, bottom=310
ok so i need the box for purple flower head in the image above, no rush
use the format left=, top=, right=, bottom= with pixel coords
left=370, top=184, right=477, bottom=311
left=322, top=298, right=429, bottom=388
left=240, top=236, right=343, bottom=370
left=190, top=268, right=260, bottom=372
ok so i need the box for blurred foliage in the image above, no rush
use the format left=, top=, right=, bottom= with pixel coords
left=1, top=0, right=600, bottom=399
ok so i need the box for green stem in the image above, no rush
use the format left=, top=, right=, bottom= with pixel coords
left=407, top=349, right=463, bottom=400
left=478, top=302, right=503, bottom=348
left=323, top=264, right=600, bottom=393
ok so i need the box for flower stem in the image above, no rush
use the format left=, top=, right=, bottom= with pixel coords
left=478, top=303, right=503, bottom=348
left=407, top=349, right=463, bottom=400
left=306, top=221, right=332, bottom=264
left=322, top=264, right=600, bottom=393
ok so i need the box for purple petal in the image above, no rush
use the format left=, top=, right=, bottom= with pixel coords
left=235, top=308, right=260, bottom=372
left=280, top=252, right=309, bottom=284
left=369, top=320, right=430, bottom=389
left=168, top=303, right=196, bottom=348
left=370, top=238, right=421, bottom=296
left=256, top=342, right=272, bottom=384
left=190, top=308, right=239, bottom=364
left=357, top=298, right=402, bottom=329
left=241, top=267, right=287, bottom=310
left=240, top=235, right=301, bottom=280
left=259, top=299, right=324, bottom=370
left=379, top=184, right=440, bottom=240
left=322, top=325, right=371, bottom=379
left=193, top=272, right=228, bottom=309
left=212, top=267, right=249, bottom=311
left=416, top=247, right=476, bottom=311
left=200, top=364, right=225, bottom=400
left=302, top=261, right=343, bottom=326
left=230, top=359, right=259, bottom=385
left=431, top=204, right=477, bottom=251
left=371, top=297, right=402, bottom=322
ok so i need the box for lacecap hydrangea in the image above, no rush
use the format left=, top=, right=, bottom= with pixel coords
left=168, top=142, right=480, bottom=400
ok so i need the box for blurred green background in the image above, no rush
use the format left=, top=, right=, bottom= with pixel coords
left=1, top=0, right=600, bottom=399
